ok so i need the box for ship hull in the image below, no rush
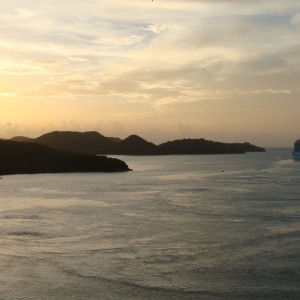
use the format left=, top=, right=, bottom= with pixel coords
left=293, top=152, right=300, bottom=160
left=293, top=139, right=300, bottom=160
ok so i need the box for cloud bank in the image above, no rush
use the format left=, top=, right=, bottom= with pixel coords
left=0, top=0, right=299, bottom=146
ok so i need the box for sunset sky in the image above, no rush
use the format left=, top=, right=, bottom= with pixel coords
left=0, top=0, right=299, bottom=146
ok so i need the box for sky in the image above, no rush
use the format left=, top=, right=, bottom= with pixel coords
left=0, top=0, right=299, bottom=147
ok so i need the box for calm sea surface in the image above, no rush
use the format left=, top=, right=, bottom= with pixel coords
left=0, top=149, right=299, bottom=300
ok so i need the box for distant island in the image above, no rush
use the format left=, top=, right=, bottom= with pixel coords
left=0, top=139, right=131, bottom=176
left=9, top=131, right=266, bottom=155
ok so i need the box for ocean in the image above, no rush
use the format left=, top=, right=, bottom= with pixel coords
left=0, top=149, right=299, bottom=300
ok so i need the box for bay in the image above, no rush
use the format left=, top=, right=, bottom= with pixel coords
left=0, top=149, right=299, bottom=299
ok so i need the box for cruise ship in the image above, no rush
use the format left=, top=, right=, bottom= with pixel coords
left=293, top=139, right=300, bottom=160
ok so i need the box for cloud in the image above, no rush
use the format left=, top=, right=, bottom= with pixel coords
left=0, top=121, right=20, bottom=136
left=141, top=24, right=169, bottom=34
left=1, top=0, right=300, bottom=145
left=291, top=12, right=300, bottom=26
left=94, top=34, right=144, bottom=47
left=255, top=89, right=291, bottom=94
left=240, top=54, right=287, bottom=72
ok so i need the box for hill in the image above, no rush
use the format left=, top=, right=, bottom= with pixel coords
left=0, top=140, right=130, bottom=175
left=113, top=135, right=158, bottom=155
left=10, top=136, right=33, bottom=142
left=10, top=131, right=266, bottom=155
left=158, top=138, right=244, bottom=154
left=230, top=142, right=266, bottom=153
left=34, top=131, right=115, bottom=154
left=158, top=139, right=265, bottom=154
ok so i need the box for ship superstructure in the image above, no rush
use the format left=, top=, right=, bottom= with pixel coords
left=293, top=139, right=300, bottom=160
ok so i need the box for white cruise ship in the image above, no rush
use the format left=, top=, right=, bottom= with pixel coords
left=293, top=139, right=300, bottom=160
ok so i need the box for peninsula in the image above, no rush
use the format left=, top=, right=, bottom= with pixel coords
left=0, top=139, right=131, bottom=175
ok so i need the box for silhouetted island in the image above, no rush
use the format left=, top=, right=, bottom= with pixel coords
left=0, top=139, right=131, bottom=175
left=157, top=139, right=265, bottom=154
left=9, top=131, right=266, bottom=155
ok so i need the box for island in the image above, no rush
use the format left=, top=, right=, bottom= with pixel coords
left=10, top=131, right=266, bottom=156
left=0, top=139, right=131, bottom=175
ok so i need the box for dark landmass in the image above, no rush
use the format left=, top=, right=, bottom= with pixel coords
left=230, top=142, right=266, bottom=153
left=108, top=137, right=122, bottom=143
left=158, top=139, right=266, bottom=154
left=10, top=136, right=33, bottom=142
left=9, top=131, right=266, bottom=156
left=35, top=131, right=115, bottom=154
left=0, top=140, right=131, bottom=175
left=114, top=135, right=158, bottom=155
